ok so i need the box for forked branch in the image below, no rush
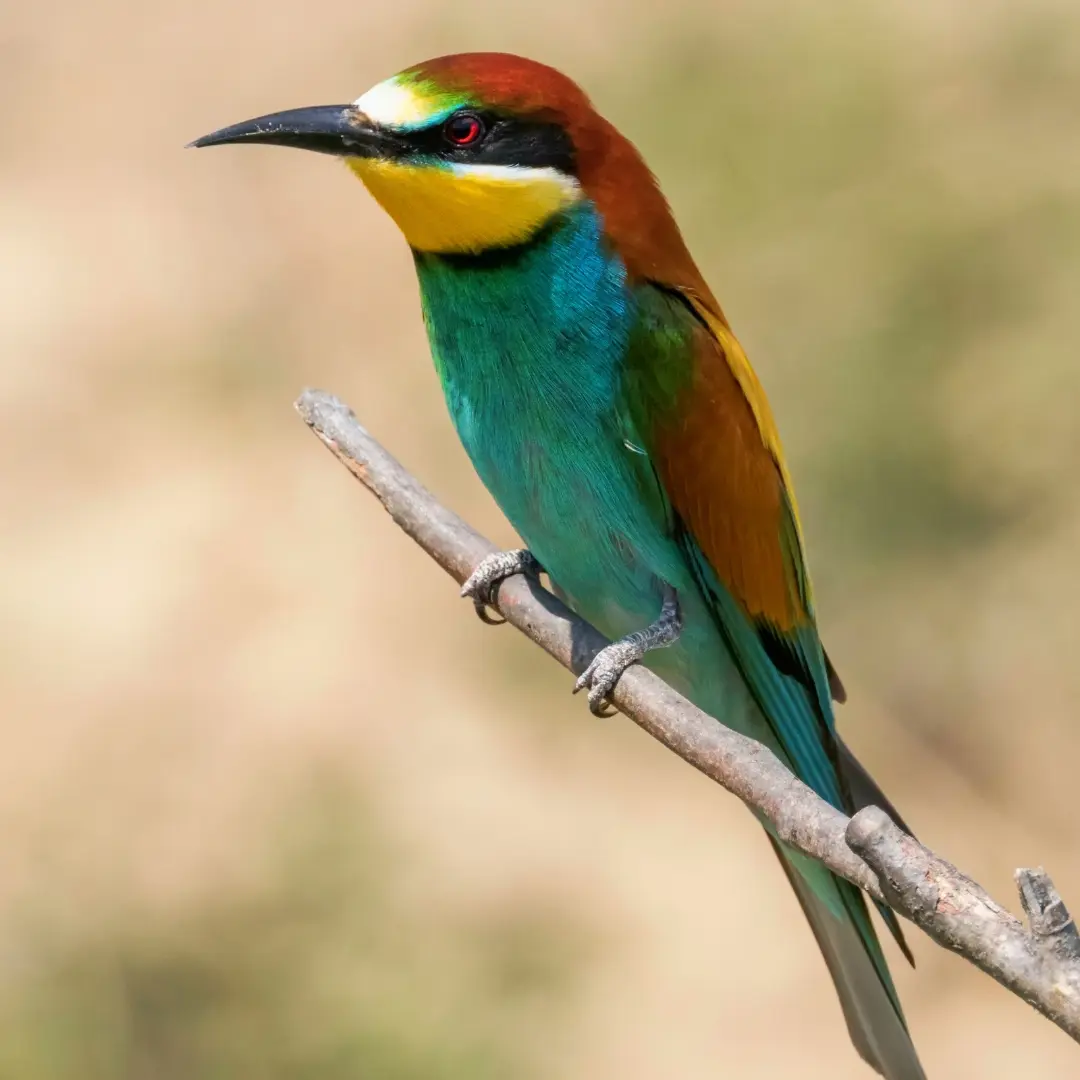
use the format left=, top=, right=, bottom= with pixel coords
left=296, top=387, right=1080, bottom=1044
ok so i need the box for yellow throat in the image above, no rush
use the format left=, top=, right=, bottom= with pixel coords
left=347, top=158, right=581, bottom=254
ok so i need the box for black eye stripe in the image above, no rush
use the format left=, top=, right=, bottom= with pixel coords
left=397, top=110, right=576, bottom=175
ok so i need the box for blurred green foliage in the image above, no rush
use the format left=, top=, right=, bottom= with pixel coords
left=0, top=776, right=587, bottom=1080
left=608, top=10, right=1079, bottom=576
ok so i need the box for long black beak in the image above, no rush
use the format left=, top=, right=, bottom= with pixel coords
left=188, top=104, right=401, bottom=157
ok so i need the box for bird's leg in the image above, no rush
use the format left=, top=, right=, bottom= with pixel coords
left=574, top=583, right=682, bottom=716
left=460, top=548, right=544, bottom=625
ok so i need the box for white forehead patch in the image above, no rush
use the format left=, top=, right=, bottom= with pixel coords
left=353, top=78, right=430, bottom=129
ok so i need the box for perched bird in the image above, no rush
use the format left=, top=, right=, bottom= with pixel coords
left=193, top=53, right=924, bottom=1078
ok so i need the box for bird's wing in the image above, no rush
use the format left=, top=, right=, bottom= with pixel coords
left=623, top=283, right=841, bottom=801
left=621, top=283, right=913, bottom=965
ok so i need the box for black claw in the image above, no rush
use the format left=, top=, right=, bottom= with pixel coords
left=573, top=674, right=618, bottom=717
left=474, top=599, right=506, bottom=625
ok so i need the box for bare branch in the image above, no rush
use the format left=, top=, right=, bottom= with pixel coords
left=848, top=808, right=1080, bottom=1037
left=296, top=387, right=1080, bottom=1044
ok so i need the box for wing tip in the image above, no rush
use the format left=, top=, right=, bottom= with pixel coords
left=825, top=647, right=847, bottom=703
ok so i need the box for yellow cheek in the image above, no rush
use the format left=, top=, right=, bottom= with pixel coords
left=347, top=159, right=579, bottom=254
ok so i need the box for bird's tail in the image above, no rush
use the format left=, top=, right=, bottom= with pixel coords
left=768, top=836, right=927, bottom=1080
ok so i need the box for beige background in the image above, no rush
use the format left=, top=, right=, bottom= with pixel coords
left=3, top=0, right=1080, bottom=1076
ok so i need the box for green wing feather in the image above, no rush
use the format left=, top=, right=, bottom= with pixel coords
left=620, top=282, right=913, bottom=974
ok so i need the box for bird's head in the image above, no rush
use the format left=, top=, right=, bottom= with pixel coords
left=193, top=52, right=702, bottom=283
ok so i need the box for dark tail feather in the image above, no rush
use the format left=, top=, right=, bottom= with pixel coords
left=824, top=647, right=847, bottom=703
left=834, top=736, right=916, bottom=965
left=769, top=837, right=927, bottom=1080
left=835, top=735, right=915, bottom=840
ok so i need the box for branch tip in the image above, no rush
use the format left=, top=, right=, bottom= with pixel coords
left=1017, top=868, right=1080, bottom=960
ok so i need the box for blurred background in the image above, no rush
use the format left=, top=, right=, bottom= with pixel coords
left=2, top=0, right=1079, bottom=1076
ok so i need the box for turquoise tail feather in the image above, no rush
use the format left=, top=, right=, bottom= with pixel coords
left=680, top=531, right=924, bottom=1077
left=772, top=839, right=926, bottom=1080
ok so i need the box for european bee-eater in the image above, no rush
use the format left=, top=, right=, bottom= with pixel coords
left=194, top=53, right=924, bottom=1078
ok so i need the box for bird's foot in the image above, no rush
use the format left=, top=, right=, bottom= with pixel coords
left=573, top=585, right=682, bottom=716
left=461, top=548, right=543, bottom=625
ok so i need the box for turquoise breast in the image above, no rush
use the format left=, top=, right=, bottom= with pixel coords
left=412, top=200, right=763, bottom=747
left=413, top=203, right=682, bottom=635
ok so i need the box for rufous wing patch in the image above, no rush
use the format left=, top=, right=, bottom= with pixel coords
left=651, top=324, right=807, bottom=631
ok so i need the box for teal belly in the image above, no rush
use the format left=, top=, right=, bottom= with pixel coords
left=413, top=204, right=761, bottom=740
left=415, top=208, right=669, bottom=630
left=410, top=206, right=873, bottom=942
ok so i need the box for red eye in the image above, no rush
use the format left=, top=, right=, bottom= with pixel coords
left=444, top=112, right=484, bottom=146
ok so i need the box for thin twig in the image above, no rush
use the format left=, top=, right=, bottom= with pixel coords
left=296, top=387, right=1080, bottom=1044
